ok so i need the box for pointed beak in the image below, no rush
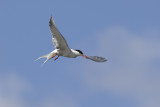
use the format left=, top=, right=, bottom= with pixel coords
left=81, top=54, right=87, bottom=58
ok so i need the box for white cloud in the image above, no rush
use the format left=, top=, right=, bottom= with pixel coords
left=1, top=26, right=160, bottom=107
left=0, top=73, right=32, bottom=107
left=82, top=26, right=160, bottom=107
left=0, top=72, right=78, bottom=107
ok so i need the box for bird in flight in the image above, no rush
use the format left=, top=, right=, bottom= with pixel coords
left=36, top=16, right=107, bottom=64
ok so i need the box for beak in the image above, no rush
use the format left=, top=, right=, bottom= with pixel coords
left=81, top=54, right=87, bottom=58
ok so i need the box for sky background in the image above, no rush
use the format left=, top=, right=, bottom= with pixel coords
left=0, top=0, right=160, bottom=107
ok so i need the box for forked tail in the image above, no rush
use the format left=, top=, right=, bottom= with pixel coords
left=35, top=54, right=50, bottom=64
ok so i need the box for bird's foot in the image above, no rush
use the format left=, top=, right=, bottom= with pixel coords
left=52, top=54, right=56, bottom=58
left=54, top=56, right=59, bottom=61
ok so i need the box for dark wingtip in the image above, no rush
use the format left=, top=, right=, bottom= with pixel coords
left=50, top=15, right=53, bottom=19
left=49, top=16, right=54, bottom=26
left=86, top=56, right=107, bottom=62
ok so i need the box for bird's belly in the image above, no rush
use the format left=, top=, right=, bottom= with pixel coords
left=64, top=54, right=77, bottom=58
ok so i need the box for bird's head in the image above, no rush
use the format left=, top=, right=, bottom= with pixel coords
left=75, top=49, right=87, bottom=58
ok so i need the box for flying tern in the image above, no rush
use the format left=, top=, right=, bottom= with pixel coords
left=36, top=16, right=107, bottom=64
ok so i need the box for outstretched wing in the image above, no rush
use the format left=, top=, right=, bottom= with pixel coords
left=49, top=16, right=71, bottom=52
left=86, top=56, right=107, bottom=62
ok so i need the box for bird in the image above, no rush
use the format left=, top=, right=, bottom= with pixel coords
left=36, top=16, right=107, bottom=64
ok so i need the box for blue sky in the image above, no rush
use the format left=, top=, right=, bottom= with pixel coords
left=0, top=0, right=160, bottom=107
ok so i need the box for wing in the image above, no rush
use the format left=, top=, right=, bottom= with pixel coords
left=86, top=56, right=107, bottom=62
left=49, top=16, right=71, bottom=52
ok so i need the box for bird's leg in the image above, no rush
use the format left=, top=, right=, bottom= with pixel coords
left=52, top=54, right=56, bottom=58
left=54, top=56, right=59, bottom=61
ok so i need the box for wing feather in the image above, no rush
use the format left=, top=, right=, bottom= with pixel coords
left=86, top=56, right=107, bottom=62
left=49, top=16, right=71, bottom=52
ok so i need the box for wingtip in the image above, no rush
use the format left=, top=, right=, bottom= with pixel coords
left=50, top=16, right=53, bottom=21
left=50, top=15, right=53, bottom=19
left=49, top=15, right=55, bottom=26
left=86, top=56, right=107, bottom=62
left=104, top=59, right=107, bottom=62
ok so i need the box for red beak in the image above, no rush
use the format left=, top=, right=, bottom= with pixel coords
left=81, top=54, right=87, bottom=58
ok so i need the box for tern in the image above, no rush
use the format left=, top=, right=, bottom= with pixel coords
left=36, top=16, right=107, bottom=64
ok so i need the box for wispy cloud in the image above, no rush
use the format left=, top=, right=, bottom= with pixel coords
left=1, top=26, right=160, bottom=107
left=0, top=72, right=78, bottom=107
left=82, top=26, right=160, bottom=107
left=0, top=73, right=32, bottom=107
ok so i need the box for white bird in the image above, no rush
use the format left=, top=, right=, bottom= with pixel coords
left=36, top=16, right=107, bottom=64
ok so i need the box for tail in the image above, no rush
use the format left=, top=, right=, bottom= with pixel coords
left=35, top=54, right=50, bottom=64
